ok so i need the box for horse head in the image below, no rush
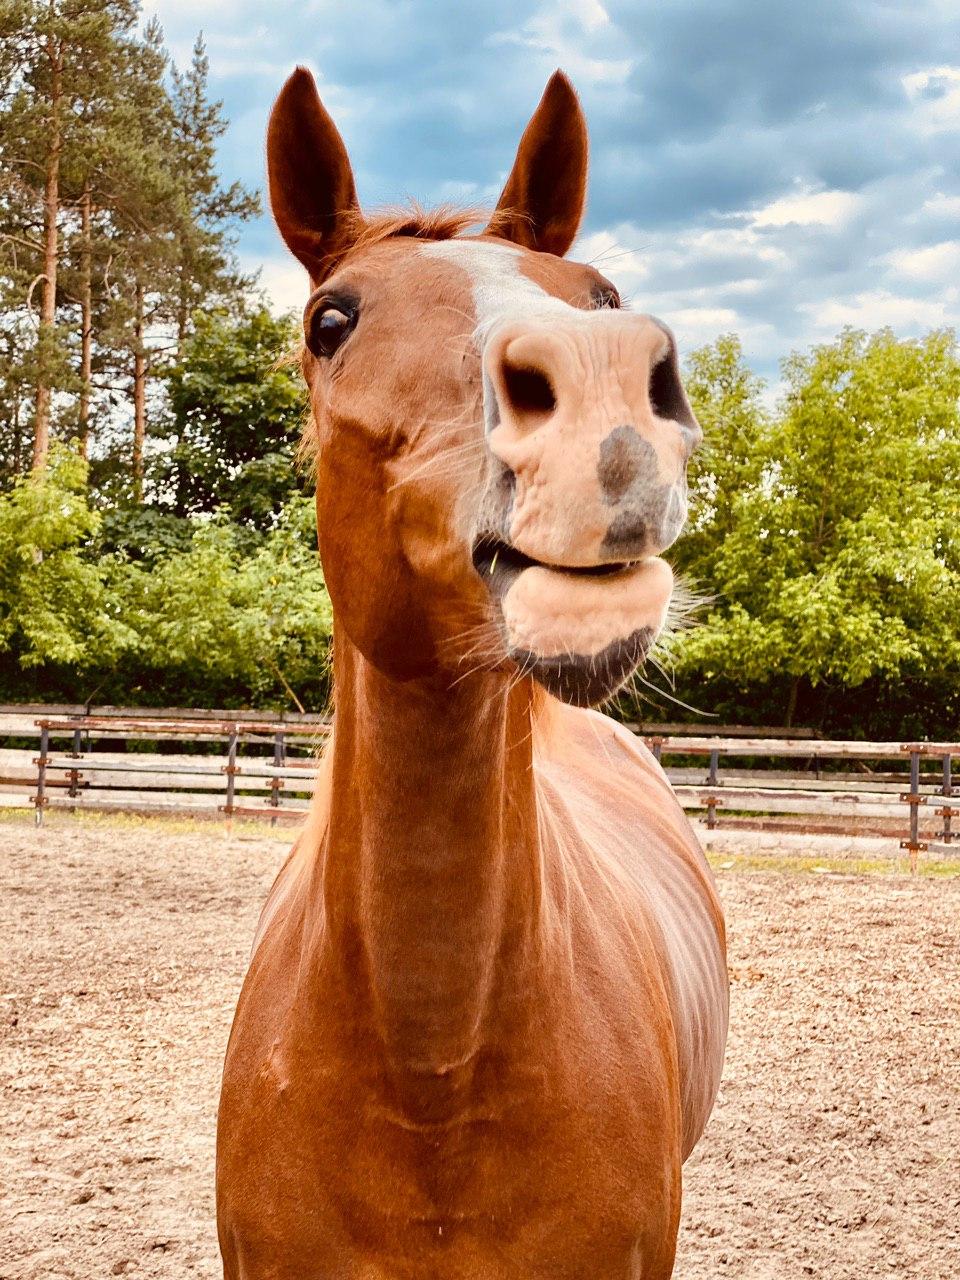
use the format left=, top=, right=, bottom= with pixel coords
left=267, top=68, right=700, bottom=705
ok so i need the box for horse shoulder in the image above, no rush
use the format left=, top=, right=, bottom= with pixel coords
left=533, top=704, right=729, bottom=1158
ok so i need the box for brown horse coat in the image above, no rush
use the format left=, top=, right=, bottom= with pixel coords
left=217, top=68, right=728, bottom=1280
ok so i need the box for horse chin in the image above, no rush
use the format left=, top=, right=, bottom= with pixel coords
left=509, top=626, right=657, bottom=707
left=472, top=545, right=674, bottom=708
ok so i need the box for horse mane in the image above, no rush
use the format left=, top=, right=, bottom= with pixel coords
left=341, top=201, right=495, bottom=252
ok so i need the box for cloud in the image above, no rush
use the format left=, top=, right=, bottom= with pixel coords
left=922, top=192, right=960, bottom=219
left=886, top=241, right=960, bottom=283
left=146, top=0, right=960, bottom=383
left=902, top=66, right=960, bottom=135
left=488, top=0, right=634, bottom=87
left=751, top=189, right=861, bottom=229
left=801, top=290, right=958, bottom=333
left=242, top=254, right=309, bottom=316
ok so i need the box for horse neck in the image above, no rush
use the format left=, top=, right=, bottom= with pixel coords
left=319, top=630, right=542, bottom=1077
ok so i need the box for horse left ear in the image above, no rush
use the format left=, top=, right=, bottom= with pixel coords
left=267, top=67, right=360, bottom=282
left=486, top=71, right=588, bottom=258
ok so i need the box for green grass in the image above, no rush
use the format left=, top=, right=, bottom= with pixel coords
left=707, top=851, right=960, bottom=877
left=0, top=805, right=294, bottom=841
left=3, top=807, right=959, bottom=875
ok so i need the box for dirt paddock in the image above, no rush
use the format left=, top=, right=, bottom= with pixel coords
left=2, top=814, right=959, bottom=1280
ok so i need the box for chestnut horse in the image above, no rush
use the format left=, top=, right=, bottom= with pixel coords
left=217, top=68, right=728, bottom=1279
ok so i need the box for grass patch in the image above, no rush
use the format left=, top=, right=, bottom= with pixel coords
left=0, top=805, right=295, bottom=841
left=3, top=807, right=959, bottom=874
left=707, top=851, right=960, bottom=878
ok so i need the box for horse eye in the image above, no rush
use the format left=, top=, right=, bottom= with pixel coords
left=307, top=306, right=355, bottom=358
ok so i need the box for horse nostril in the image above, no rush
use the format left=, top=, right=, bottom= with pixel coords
left=501, top=362, right=556, bottom=424
left=648, top=345, right=700, bottom=444
left=649, top=354, right=686, bottom=422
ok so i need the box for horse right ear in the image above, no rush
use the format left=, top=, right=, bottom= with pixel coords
left=267, top=67, right=360, bottom=282
left=485, top=71, right=588, bottom=257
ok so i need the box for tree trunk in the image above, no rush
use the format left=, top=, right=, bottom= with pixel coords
left=176, top=269, right=189, bottom=357
left=13, top=394, right=22, bottom=476
left=33, top=37, right=63, bottom=472
left=785, top=675, right=800, bottom=728
left=132, top=280, right=146, bottom=502
left=78, top=185, right=93, bottom=460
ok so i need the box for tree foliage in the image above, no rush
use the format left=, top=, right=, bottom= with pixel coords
left=109, top=499, right=331, bottom=709
left=0, top=0, right=258, bottom=489
left=0, top=449, right=332, bottom=709
left=159, top=307, right=306, bottom=526
left=655, top=328, right=960, bottom=734
left=0, top=446, right=132, bottom=668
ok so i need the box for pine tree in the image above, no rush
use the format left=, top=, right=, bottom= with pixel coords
left=0, top=0, right=139, bottom=471
left=168, top=35, right=259, bottom=353
left=1, top=3, right=261, bottom=497
left=95, top=17, right=181, bottom=501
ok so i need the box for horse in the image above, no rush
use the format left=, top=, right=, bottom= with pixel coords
left=216, top=67, right=729, bottom=1279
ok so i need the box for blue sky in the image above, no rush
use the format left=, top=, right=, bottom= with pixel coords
left=146, top=0, right=960, bottom=386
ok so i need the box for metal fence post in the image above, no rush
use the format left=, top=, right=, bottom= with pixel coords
left=33, top=724, right=49, bottom=826
left=270, top=731, right=285, bottom=826
left=938, top=754, right=954, bottom=846
left=222, top=727, right=239, bottom=831
left=899, top=748, right=926, bottom=874
left=706, top=748, right=720, bottom=829
left=67, top=727, right=82, bottom=800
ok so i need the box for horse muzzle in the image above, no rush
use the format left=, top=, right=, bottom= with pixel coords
left=470, top=309, right=695, bottom=704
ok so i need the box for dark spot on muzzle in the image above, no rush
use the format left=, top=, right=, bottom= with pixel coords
left=598, top=425, right=647, bottom=503
left=597, top=428, right=677, bottom=558
left=598, top=428, right=660, bottom=505
left=602, top=508, right=650, bottom=557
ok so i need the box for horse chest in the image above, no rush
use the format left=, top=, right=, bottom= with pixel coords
left=219, top=947, right=682, bottom=1279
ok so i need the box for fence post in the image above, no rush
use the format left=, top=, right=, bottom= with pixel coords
left=899, top=748, right=926, bottom=874
left=938, top=754, right=954, bottom=847
left=270, top=731, right=285, bottom=826
left=67, top=726, right=82, bottom=800
left=33, top=723, right=49, bottom=827
left=706, top=748, right=720, bottom=830
left=222, top=727, right=239, bottom=832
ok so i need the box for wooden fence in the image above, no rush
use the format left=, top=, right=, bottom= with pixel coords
left=1, top=707, right=958, bottom=868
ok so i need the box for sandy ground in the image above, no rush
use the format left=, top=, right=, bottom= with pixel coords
left=1, top=814, right=959, bottom=1280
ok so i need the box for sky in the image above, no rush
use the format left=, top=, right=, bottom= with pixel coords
left=144, top=0, right=960, bottom=387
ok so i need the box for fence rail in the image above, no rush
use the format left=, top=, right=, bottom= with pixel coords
left=1, top=709, right=957, bottom=867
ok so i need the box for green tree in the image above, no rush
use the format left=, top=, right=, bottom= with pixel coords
left=93, top=17, right=184, bottom=501
left=0, top=455, right=332, bottom=709
left=673, top=328, right=960, bottom=729
left=0, top=0, right=139, bottom=470
left=678, top=333, right=768, bottom=584
left=108, top=498, right=332, bottom=710
left=158, top=307, right=307, bottom=526
left=168, top=35, right=259, bottom=353
left=0, top=6, right=258, bottom=490
left=0, top=444, right=134, bottom=668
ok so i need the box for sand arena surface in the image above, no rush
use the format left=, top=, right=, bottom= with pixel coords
left=1, top=814, right=959, bottom=1279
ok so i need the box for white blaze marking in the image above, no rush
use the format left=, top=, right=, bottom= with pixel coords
left=420, top=240, right=573, bottom=335
left=420, top=240, right=575, bottom=434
